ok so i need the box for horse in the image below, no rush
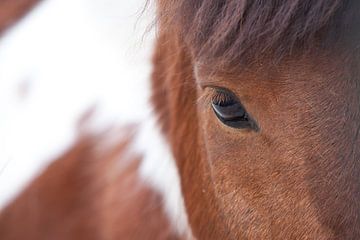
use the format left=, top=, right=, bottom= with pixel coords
left=1, top=0, right=360, bottom=239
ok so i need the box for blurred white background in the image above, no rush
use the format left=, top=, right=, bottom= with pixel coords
left=0, top=0, right=154, bottom=208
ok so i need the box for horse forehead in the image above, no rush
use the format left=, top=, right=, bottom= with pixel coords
left=195, top=55, right=350, bottom=89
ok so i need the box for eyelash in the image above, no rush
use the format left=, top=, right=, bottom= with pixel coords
left=211, top=89, right=237, bottom=107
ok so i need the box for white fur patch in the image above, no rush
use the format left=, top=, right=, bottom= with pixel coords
left=0, top=0, right=154, bottom=209
left=0, top=1, right=193, bottom=238
left=134, top=111, right=194, bottom=239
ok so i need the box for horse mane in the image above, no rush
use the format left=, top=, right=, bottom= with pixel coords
left=159, top=0, right=360, bottom=68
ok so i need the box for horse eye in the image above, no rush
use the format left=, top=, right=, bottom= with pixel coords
left=211, top=89, right=258, bottom=130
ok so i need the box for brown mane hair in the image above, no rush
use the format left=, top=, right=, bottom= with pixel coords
left=160, top=0, right=360, bottom=67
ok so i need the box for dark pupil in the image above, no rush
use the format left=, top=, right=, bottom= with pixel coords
left=212, top=102, right=248, bottom=121
left=211, top=90, right=256, bottom=130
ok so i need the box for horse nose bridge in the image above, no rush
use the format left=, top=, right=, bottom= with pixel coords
left=332, top=109, right=360, bottom=181
left=347, top=91, right=360, bottom=160
left=349, top=123, right=360, bottom=160
left=316, top=97, right=360, bottom=169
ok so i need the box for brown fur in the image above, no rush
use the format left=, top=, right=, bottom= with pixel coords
left=0, top=0, right=41, bottom=36
left=0, top=132, right=179, bottom=239
left=152, top=0, right=360, bottom=239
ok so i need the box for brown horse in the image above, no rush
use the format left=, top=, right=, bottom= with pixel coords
left=1, top=0, right=360, bottom=239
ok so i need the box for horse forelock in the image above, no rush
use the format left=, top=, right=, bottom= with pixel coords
left=158, top=0, right=360, bottom=69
